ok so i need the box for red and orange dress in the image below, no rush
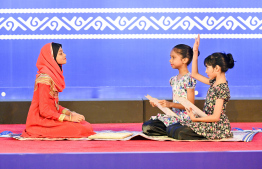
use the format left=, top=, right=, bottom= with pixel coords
left=21, top=43, right=95, bottom=138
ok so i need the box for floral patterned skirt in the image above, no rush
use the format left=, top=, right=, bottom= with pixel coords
left=179, top=114, right=233, bottom=140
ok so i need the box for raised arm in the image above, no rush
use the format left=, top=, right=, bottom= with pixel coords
left=192, top=34, right=210, bottom=85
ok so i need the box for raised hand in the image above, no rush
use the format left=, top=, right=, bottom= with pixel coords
left=191, top=34, right=210, bottom=85
left=193, top=34, right=200, bottom=54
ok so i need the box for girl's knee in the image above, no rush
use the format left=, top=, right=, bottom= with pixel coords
left=177, top=130, right=188, bottom=140
left=142, top=121, right=154, bottom=133
left=166, top=125, right=174, bottom=137
left=142, top=124, right=151, bottom=133
left=166, top=123, right=183, bottom=139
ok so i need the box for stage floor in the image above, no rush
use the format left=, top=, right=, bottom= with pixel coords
left=0, top=123, right=262, bottom=169
left=0, top=123, right=262, bottom=153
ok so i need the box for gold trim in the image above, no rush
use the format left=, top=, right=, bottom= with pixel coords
left=55, top=101, right=59, bottom=110
left=62, top=108, right=69, bottom=115
left=34, top=74, right=58, bottom=98
left=58, top=114, right=66, bottom=122
left=69, top=112, right=72, bottom=121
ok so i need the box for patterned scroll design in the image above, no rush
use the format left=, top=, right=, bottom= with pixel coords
left=1, top=16, right=262, bottom=32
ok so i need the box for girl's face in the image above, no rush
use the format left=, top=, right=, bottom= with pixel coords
left=55, top=47, right=67, bottom=65
left=205, top=65, right=216, bottom=79
left=169, top=50, right=184, bottom=69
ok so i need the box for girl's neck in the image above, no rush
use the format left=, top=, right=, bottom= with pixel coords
left=214, top=72, right=227, bottom=86
left=177, top=66, right=189, bottom=79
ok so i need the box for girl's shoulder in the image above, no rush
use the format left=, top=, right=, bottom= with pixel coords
left=212, top=79, right=229, bottom=89
left=34, top=74, right=58, bottom=95
left=216, top=82, right=230, bottom=91
left=170, top=72, right=192, bottom=82
left=35, top=73, right=55, bottom=87
left=36, top=73, right=51, bottom=79
left=169, top=75, right=178, bottom=84
left=184, top=72, right=194, bottom=80
left=213, top=82, right=230, bottom=100
left=182, top=72, right=196, bottom=84
left=36, top=74, right=52, bottom=82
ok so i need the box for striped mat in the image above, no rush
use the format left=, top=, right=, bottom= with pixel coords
left=8, top=128, right=261, bottom=142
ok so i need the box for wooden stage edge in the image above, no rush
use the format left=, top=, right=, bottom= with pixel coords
left=0, top=99, right=261, bottom=124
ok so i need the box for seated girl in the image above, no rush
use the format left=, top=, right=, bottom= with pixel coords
left=21, top=43, right=96, bottom=138
left=167, top=35, right=234, bottom=140
left=142, top=44, right=197, bottom=136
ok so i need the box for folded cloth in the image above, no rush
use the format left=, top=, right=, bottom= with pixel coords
left=0, top=131, right=13, bottom=137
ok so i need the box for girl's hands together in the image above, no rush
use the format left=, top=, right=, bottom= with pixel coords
left=158, top=100, right=172, bottom=108
left=186, top=108, right=196, bottom=121
left=149, top=100, right=157, bottom=107
left=71, top=112, right=85, bottom=122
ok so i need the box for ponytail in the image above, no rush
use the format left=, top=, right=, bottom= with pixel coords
left=226, top=53, right=235, bottom=69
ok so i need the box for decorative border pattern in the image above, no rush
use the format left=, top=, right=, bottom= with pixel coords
left=1, top=16, right=262, bottom=31
left=1, top=8, right=262, bottom=39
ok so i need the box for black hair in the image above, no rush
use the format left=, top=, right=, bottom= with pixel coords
left=204, top=52, right=235, bottom=72
left=172, top=44, right=200, bottom=65
left=52, top=42, right=62, bottom=70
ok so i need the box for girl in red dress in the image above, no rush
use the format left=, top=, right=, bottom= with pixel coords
left=21, top=43, right=96, bottom=138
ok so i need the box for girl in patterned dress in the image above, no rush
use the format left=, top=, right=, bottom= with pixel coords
left=166, top=35, right=235, bottom=140
left=142, top=44, right=198, bottom=136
